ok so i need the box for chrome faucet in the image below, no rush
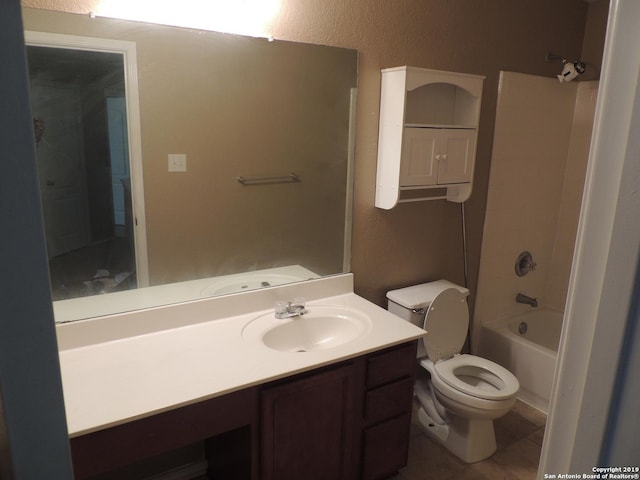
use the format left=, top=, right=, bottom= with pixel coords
left=275, top=297, right=307, bottom=319
left=516, top=293, right=538, bottom=308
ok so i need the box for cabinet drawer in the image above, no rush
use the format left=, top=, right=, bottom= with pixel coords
left=366, top=341, right=417, bottom=388
left=361, top=413, right=412, bottom=480
left=364, top=377, right=414, bottom=424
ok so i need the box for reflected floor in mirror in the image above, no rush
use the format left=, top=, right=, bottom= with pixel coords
left=392, top=400, right=546, bottom=480
left=48, top=235, right=135, bottom=300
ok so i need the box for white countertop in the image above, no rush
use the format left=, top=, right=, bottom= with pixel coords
left=57, top=277, right=425, bottom=437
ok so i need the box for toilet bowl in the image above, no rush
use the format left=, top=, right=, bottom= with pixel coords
left=387, top=280, right=520, bottom=463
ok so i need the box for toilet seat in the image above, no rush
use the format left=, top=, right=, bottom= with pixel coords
left=422, top=288, right=468, bottom=362
left=433, top=354, right=519, bottom=401
left=419, top=288, right=518, bottom=400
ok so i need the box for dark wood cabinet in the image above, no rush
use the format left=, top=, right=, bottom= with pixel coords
left=70, top=386, right=259, bottom=480
left=69, top=340, right=418, bottom=480
left=261, top=362, right=362, bottom=480
left=361, top=412, right=413, bottom=480
left=361, top=342, right=417, bottom=480
left=259, top=341, right=417, bottom=480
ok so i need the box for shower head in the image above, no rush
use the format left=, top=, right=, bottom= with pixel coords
left=557, top=59, right=586, bottom=82
left=546, top=52, right=586, bottom=82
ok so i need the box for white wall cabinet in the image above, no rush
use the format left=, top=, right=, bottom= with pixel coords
left=375, top=67, right=484, bottom=209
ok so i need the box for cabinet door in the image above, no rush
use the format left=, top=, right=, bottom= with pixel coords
left=261, top=364, right=358, bottom=480
left=399, top=127, right=439, bottom=186
left=437, top=129, right=476, bottom=184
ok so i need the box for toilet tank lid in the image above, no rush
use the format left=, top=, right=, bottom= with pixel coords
left=386, top=280, right=469, bottom=309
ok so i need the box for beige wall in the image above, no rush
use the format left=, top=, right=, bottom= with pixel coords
left=271, top=1, right=608, bottom=312
left=267, top=0, right=592, bottom=310
left=23, top=0, right=598, bottom=307
left=23, top=8, right=356, bottom=285
left=472, top=0, right=606, bottom=343
left=473, top=72, right=598, bottom=347
left=582, top=0, right=610, bottom=72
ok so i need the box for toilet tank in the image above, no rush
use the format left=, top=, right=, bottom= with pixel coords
left=386, top=279, right=469, bottom=327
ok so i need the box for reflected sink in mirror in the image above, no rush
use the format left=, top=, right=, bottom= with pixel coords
left=242, top=305, right=372, bottom=353
left=53, top=265, right=319, bottom=323
left=201, top=268, right=317, bottom=296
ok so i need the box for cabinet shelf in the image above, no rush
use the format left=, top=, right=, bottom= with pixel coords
left=375, top=66, right=484, bottom=209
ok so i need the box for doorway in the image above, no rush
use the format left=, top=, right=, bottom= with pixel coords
left=25, top=33, right=148, bottom=299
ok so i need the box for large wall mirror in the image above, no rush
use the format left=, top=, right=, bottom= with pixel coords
left=22, top=7, right=358, bottom=322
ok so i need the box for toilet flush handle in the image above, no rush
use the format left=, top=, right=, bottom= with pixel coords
left=412, top=308, right=426, bottom=316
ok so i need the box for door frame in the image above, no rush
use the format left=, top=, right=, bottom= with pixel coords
left=25, top=30, right=150, bottom=286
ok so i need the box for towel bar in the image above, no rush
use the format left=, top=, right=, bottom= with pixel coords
left=236, top=173, right=300, bottom=185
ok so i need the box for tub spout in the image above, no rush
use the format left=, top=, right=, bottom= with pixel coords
left=516, top=293, right=538, bottom=308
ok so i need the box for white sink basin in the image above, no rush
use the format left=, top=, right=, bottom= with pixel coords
left=242, top=305, right=372, bottom=353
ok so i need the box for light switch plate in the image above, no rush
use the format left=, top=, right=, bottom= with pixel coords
left=168, top=154, right=187, bottom=172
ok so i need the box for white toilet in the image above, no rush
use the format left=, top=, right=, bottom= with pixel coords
left=386, top=280, right=519, bottom=463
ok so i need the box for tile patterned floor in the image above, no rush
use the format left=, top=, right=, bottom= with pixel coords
left=391, top=400, right=547, bottom=480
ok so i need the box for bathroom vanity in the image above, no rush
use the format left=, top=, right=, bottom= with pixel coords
left=56, top=275, right=424, bottom=479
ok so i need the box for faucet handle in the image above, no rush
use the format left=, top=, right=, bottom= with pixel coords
left=274, top=297, right=307, bottom=318
left=274, top=300, right=290, bottom=317
left=292, top=297, right=307, bottom=315
left=291, top=296, right=306, bottom=308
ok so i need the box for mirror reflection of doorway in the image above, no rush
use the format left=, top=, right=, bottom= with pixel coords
left=27, top=46, right=137, bottom=300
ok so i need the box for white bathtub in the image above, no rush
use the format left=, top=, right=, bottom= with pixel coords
left=477, top=308, right=564, bottom=413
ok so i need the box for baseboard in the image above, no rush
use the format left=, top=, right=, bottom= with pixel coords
left=144, top=460, right=208, bottom=480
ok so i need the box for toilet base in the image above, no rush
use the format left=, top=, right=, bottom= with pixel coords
left=417, top=407, right=497, bottom=463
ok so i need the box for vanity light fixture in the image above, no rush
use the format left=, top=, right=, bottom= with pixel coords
left=92, top=0, right=280, bottom=38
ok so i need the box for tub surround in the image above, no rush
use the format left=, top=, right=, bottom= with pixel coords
left=473, top=73, right=598, bottom=350
left=56, top=274, right=425, bottom=438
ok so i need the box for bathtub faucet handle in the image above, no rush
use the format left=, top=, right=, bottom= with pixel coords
left=515, top=251, right=537, bottom=276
